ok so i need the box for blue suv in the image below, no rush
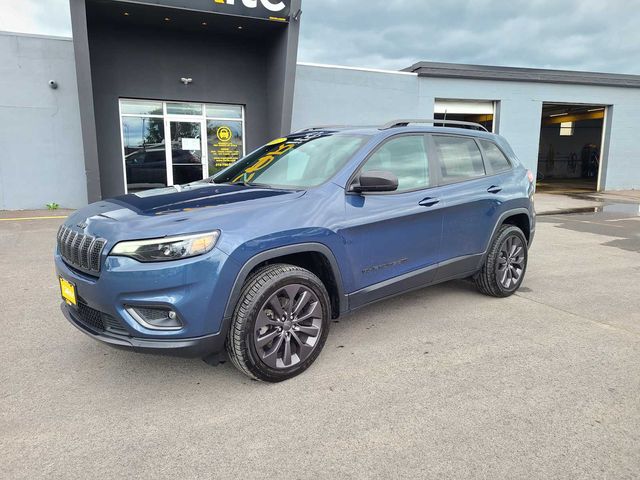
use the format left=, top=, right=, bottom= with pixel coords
left=55, top=120, right=535, bottom=382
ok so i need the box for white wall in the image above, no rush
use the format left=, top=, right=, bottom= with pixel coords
left=0, top=32, right=87, bottom=210
left=292, top=63, right=423, bottom=129
left=293, top=64, right=640, bottom=191
left=420, top=78, right=640, bottom=191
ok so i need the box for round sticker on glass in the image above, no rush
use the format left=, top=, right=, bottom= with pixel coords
left=217, top=126, right=233, bottom=142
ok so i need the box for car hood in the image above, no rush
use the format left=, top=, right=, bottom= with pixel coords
left=66, top=183, right=305, bottom=241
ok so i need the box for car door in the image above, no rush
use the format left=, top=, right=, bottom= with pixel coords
left=338, top=134, right=445, bottom=308
left=429, top=134, right=505, bottom=280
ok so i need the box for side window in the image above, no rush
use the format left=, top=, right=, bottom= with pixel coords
left=361, top=135, right=430, bottom=192
left=479, top=140, right=512, bottom=173
left=433, top=135, right=485, bottom=183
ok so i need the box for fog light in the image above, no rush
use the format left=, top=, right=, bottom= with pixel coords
left=126, top=306, right=183, bottom=330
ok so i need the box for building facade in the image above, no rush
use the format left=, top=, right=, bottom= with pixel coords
left=0, top=32, right=87, bottom=209
left=70, top=0, right=301, bottom=202
left=293, top=62, right=640, bottom=193
left=1, top=3, right=640, bottom=209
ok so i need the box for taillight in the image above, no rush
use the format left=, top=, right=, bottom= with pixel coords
left=527, top=170, right=534, bottom=183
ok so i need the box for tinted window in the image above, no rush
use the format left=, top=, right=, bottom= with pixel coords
left=206, top=104, right=243, bottom=119
left=433, top=135, right=485, bottom=182
left=166, top=102, right=203, bottom=116
left=361, top=135, right=430, bottom=192
left=122, top=116, right=167, bottom=192
left=120, top=99, right=163, bottom=116
left=479, top=140, right=511, bottom=172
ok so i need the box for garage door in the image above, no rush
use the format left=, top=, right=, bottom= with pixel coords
left=434, top=99, right=495, bottom=115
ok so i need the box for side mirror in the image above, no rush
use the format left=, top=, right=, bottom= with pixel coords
left=351, top=170, right=399, bottom=193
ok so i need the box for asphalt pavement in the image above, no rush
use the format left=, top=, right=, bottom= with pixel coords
left=1, top=207, right=639, bottom=479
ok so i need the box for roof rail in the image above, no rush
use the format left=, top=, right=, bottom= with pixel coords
left=293, top=125, right=350, bottom=134
left=381, top=119, right=489, bottom=132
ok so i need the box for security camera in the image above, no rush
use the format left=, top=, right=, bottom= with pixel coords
left=48, top=80, right=58, bottom=89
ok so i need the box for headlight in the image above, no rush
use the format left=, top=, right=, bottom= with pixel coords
left=110, top=231, right=219, bottom=262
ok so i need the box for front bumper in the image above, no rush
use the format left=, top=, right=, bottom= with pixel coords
left=55, top=245, right=238, bottom=357
left=61, top=303, right=226, bottom=357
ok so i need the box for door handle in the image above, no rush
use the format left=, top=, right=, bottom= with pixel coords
left=487, top=185, right=502, bottom=194
left=419, top=197, right=440, bottom=207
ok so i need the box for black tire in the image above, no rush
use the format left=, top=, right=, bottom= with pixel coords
left=475, top=224, right=528, bottom=297
left=226, top=263, right=331, bottom=382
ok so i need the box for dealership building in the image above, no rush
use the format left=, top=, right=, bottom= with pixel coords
left=1, top=0, right=639, bottom=210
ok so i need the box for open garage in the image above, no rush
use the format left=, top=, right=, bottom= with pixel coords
left=537, top=103, right=607, bottom=193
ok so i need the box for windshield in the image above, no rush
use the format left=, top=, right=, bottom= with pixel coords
left=212, top=132, right=367, bottom=189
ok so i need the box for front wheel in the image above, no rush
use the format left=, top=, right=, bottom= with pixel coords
left=226, top=264, right=331, bottom=382
left=475, top=225, right=528, bottom=297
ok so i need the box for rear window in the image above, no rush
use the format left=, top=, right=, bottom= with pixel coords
left=479, top=140, right=512, bottom=172
left=433, top=135, right=485, bottom=182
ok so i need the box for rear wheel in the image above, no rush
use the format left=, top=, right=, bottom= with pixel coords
left=475, top=225, right=528, bottom=297
left=226, top=264, right=330, bottom=382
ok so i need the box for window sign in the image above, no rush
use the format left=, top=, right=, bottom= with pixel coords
left=182, top=138, right=201, bottom=150
left=207, top=121, right=244, bottom=175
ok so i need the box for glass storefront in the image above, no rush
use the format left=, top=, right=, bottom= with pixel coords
left=119, top=99, right=245, bottom=193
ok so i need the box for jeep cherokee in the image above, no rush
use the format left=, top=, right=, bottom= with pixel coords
left=55, top=119, right=535, bottom=382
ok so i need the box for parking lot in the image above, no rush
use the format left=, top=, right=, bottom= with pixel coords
left=2, top=205, right=639, bottom=479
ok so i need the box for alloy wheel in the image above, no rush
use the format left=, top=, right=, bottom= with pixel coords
left=496, top=234, right=525, bottom=289
left=253, top=284, right=323, bottom=369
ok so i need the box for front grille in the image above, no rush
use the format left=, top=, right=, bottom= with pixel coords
left=57, top=225, right=106, bottom=275
left=77, top=302, right=104, bottom=330
left=76, top=302, right=129, bottom=336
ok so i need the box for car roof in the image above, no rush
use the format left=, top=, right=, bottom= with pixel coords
left=286, top=124, right=519, bottom=165
left=290, top=125, right=500, bottom=140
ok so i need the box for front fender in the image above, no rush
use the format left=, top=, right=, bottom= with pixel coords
left=222, top=240, right=348, bottom=322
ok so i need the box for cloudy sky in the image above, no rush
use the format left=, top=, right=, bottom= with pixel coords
left=1, top=0, right=639, bottom=74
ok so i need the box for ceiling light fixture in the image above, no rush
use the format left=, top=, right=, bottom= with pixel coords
left=164, top=17, right=171, bottom=22
left=549, top=112, right=569, bottom=117
left=588, top=108, right=605, bottom=112
left=123, top=12, right=130, bottom=16
left=238, top=25, right=243, bottom=30
left=201, top=21, right=207, bottom=26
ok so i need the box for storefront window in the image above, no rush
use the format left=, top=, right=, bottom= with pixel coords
left=170, top=121, right=204, bottom=185
left=122, top=116, right=167, bottom=192
left=206, top=104, right=243, bottom=119
left=120, top=99, right=163, bottom=116
left=119, top=99, right=245, bottom=193
left=166, top=102, right=203, bottom=116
